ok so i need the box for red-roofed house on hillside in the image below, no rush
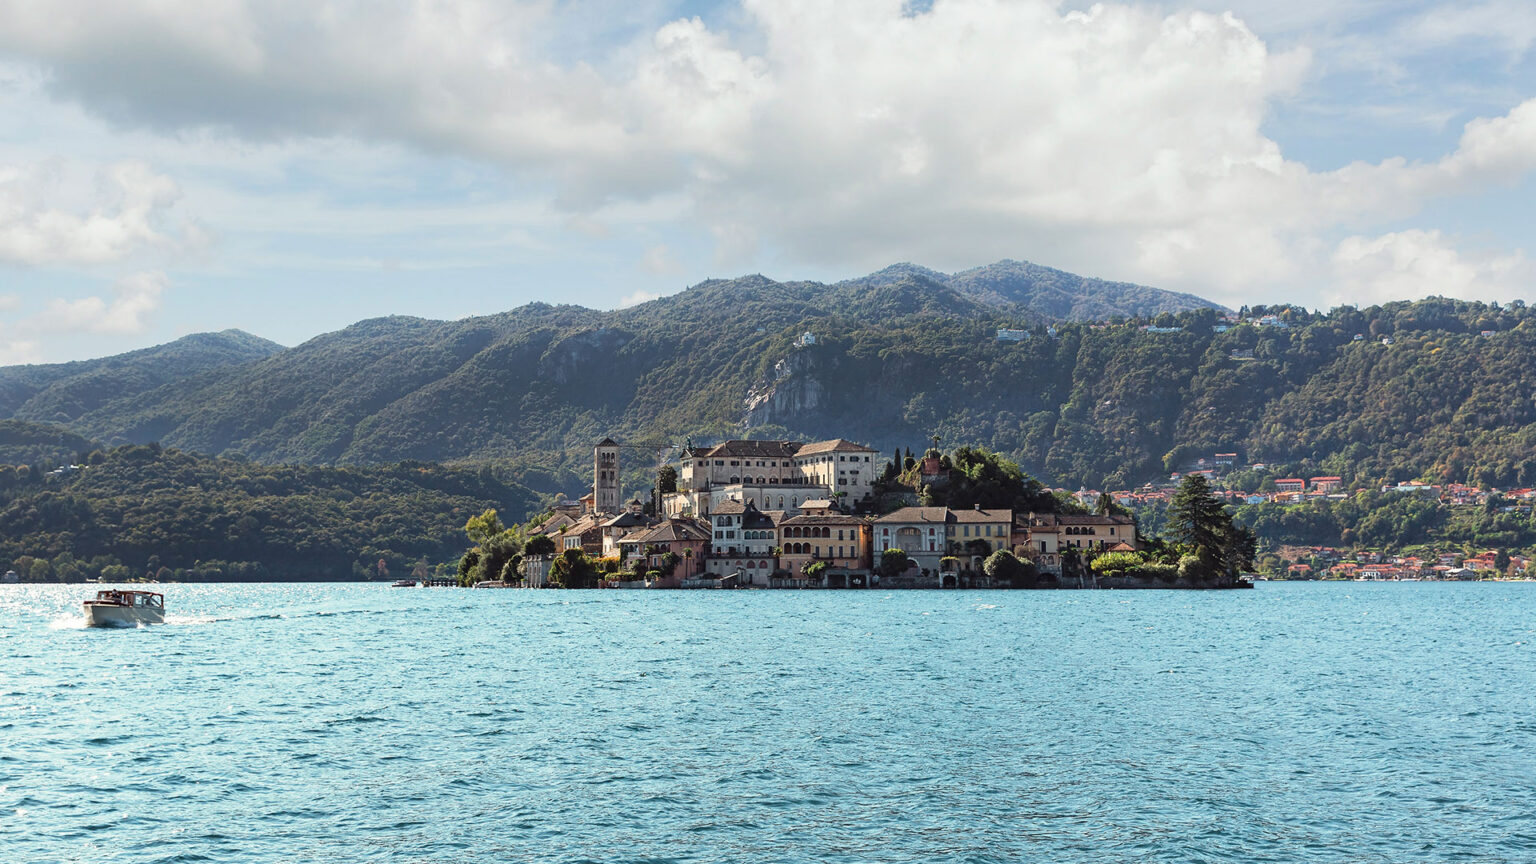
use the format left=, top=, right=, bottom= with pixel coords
left=1275, top=479, right=1305, bottom=493
left=1310, top=476, right=1343, bottom=493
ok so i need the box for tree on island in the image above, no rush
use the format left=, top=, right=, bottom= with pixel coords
left=983, top=549, right=1036, bottom=588
left=925, top=446, right=1060, bottom=514
left=457, top=508, right=530, bottom=585
left=803, top=560, right=828, bottom=584
left=550, top=548, right=600, bottom=589
left=657, top=465, right=678, bottom=495
left=878, top=548, right=910, bottom=579
left=1167, top=474, right=1256, bottom=584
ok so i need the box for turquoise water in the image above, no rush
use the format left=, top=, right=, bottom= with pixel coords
left=2, top=583, right=1533, bottom=863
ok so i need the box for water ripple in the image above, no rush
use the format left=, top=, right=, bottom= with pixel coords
left=0, top=582, right=1532, bottom=862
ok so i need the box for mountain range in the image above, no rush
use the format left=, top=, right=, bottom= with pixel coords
left=4, top=259, right=1533, bottom=499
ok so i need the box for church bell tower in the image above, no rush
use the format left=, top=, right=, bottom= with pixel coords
left=594, top=438, right=620, bottom=514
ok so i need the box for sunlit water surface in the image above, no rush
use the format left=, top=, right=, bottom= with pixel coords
left=2, top=582, right=1532, bottom=863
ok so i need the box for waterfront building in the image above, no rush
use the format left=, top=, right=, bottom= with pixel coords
left=872, top=506, right=1013, bottom=576
left=616, top=519, right=711, bottom=587
left=872, top=507, right=951, bottom=576
left=1014, top=512, right=1138, bottom=574
left=704, top=500, right=782, bottom=585
left=522, top=553, right=554, bottom=588
left=777, top=514, right=872, bottom=587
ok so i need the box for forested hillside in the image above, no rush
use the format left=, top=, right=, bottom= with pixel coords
left=0, top=444, right=540, bottom=582
left=0, top=421, right=98, bottom=467
left=3, top=267, right=1533, bottom=498
left=0, top=330, right=283, bottom=424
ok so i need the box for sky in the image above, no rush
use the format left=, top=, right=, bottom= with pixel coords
left=1, top=0, right=1534, bottom=364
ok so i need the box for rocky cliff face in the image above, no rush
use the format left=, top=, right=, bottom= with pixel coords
left=742, top=350, right=825, bottom=428
left=537, top=328, right=634, bottom=386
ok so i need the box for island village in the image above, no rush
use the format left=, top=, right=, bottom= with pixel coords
left=514, top=436, right=1139, bottom=589
left=465, top=431, right=1536, bottom=590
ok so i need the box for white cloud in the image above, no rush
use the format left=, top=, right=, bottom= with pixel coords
left=1330, top=230, right=1532, bottom=305
left=618, top=289, right=662, bottom=308
left=0, top=293, right=19, bottom=311
left=639, top=243, right=683, bottom=276
left=0, top=160, right=182, bottom=265
left=0, top=338, right=40, bottom=365
left=1400, top=2, right=1536, bottom=59
left=34, top=270, right=167, bottom=334
left=0, top=0, right=1531, bottom=306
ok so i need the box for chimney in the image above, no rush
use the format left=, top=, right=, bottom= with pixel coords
left=974, top=504, right=982, bottom=511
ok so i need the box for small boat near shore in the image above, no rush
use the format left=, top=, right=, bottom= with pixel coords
left=390, top=579, right=417, bottom=587
left=83, top=589, right=165, bottom=627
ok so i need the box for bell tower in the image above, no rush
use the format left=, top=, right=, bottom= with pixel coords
left=594, top=438, right=620, bottom=514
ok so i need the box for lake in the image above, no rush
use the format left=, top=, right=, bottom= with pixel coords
left=2, top=582, right=1532, bottom=863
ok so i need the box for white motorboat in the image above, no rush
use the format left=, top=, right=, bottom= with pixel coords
left=83, top=590, right=165, bottom=627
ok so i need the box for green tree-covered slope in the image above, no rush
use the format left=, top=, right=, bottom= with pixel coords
left=0, top=420, right=99, bottom=467
left=0, top=443, right=541, bottom=581
left=0, top=330, right=284, bottom=426
left=5, top=270, right=1533, bottom=495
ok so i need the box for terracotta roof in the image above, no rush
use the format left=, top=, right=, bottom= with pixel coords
left=692, top=439, right=801, bottom=459
left=600, top=511, right=650, bottom=529
left=950, top=508, right=1011, bottom=523
left=535, top=513, right=575, bottom=532
left=1019, top=512, right=1134, bottom=528
left=624, top=519, right=711, bottom=544
left=563, top=515, right=601, bottom=535
left=796, top=438, right=878, bottom=456
left=873, top=507, right=951, bottom=524
left=742, top=509, right=777, bottom=530
left=780, top=514, right=869, bottom=526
